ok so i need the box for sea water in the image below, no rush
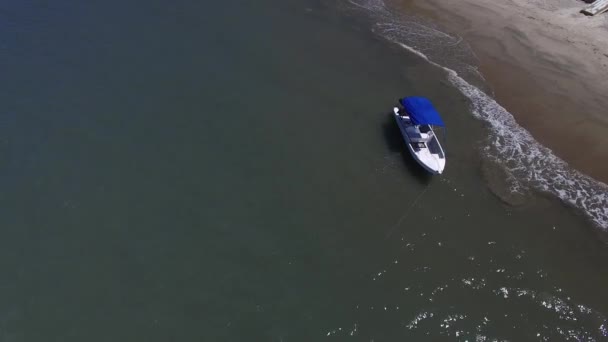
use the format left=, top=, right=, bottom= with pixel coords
left=0, top=0, right=606, bottom=340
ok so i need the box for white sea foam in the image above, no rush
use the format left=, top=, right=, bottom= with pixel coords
left=348, top=0, right=608, bottom=230
left=429, top=47, right=608, bottom=229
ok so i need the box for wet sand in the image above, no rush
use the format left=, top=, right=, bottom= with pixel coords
left=397, top=0, right=608, bottom=183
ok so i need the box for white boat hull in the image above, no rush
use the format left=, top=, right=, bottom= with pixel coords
left=393, top=108, right=446, bottom=174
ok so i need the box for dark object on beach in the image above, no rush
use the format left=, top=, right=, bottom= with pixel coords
left=581, top=0, right=608, bottom=16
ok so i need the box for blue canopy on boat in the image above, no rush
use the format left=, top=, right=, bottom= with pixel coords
left=399, top=96, right=445, bottom=127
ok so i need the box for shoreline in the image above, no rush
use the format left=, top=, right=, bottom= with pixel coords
left=397, top=0, right=608, bottom=184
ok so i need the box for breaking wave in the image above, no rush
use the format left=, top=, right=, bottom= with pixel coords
left=346, top=0, right=608, bottom=230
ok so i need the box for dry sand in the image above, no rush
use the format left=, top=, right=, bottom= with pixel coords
left=401, top=0, right=608, bottom=183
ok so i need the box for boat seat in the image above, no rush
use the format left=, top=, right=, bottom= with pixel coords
left=419, top=125, right=432, bottom=133
left=413, top=133, right=431, bottom=143
left=411, top=142, right=425, bottom=149
left=406, top=126, right=431, bottom=143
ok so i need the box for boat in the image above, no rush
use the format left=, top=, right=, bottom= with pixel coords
left=393, top=96, right=446, bottom=174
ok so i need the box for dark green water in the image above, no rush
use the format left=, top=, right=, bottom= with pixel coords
left=1, top=0, right=607, bottom=340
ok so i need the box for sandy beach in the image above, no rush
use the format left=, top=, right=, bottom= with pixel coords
left=398, top=0, right=608, bottom=183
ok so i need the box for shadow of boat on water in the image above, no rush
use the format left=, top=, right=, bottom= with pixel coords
left=381, top=112, right=433, bottom=185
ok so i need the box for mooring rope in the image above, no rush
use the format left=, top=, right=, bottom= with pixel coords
left=384, top=183, right=430, bottom=239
